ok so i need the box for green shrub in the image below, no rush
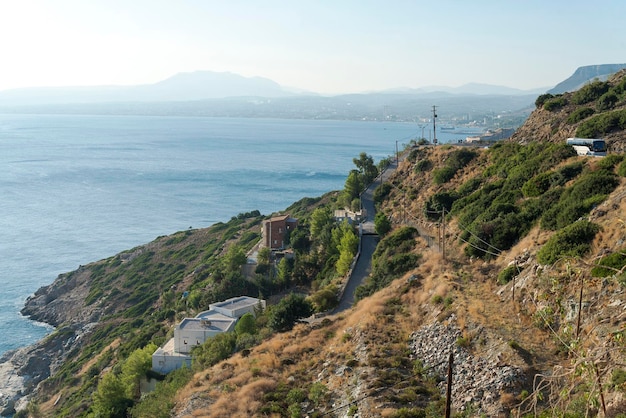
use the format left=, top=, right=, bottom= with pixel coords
left=414, top=159, right=432, bottom=172
left=572, top=80, right=610, bottom=105
left=597, top=91, right=619, bottom=111
left=576, top=108, right=626, bottom=137
left=432, top=165, right=457, bottom=184
left=456, top=177, right=483, bottom=197
left=591, top=250, right=626, bottom=278
left=424, top=191, right=457, bottom=220
left=373, top=183, right=392, bottom=204
left=618, top=160, right=626, bottom=177
left=522, top=171, right=556, bottom=197
left=557, top=161, right=584, bottom=182
left=541, top=170, right=619, bottom=230
left=567, top=107, right=595, bottom=124
left=374, top=211, right=392, bottom=236
left=498, top=265, right=519, bottom=284
left=597, top=153, right=624, bottom=170
left=543, top=96, right=567, bottom=111
left=535, top=93, right=554, bottom=108
left=536, top=220, right=600, bottom=264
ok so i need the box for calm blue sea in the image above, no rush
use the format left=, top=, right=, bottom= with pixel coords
left=0, top=114, right=470, bottom=356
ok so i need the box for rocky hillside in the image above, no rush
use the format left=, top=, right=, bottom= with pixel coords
left=5, top=71, right=626, bottom=418
left=169, top=72, right=626, bottom=417
left=512, top=69, right=626, bottom=151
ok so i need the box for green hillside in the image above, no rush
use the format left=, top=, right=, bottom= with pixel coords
left=8, top=71, right=626, bottom=418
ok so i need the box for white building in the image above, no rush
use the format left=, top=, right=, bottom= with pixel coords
left=152, top=296, right=265, bottom=374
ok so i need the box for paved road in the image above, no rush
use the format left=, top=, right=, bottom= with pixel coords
left=333, top=159, right=399, bottom=313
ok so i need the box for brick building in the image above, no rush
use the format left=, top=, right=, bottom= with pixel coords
left=262, top=214, right=298, bottom=249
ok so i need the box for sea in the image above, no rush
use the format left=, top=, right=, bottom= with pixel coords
left=0, top=114, right=472, bottom=357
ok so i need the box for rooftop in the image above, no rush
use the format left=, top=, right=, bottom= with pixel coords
left=179, top=313, right=236, bottom=332
left=209, top=296, right=263, bottom=312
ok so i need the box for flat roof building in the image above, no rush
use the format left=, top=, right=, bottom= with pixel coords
left=152, top=296, right=265, bottom=374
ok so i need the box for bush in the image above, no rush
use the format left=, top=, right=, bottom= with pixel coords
left=543, top=96, right=567, bottom=111
left=536, top=220, right=600, bottom=264
left=309, top=285, right=339, bottom=312
left=424, top=191, right=457, bottom=220
left=498, top=265, right=520, bottom=284
left=576, top=108, right=626, bottom=137
left=432, top=165, right=457, bottom=184
left=572, top=80, right=610, bottom=105
left=414, top=159, right=432, bottom=172
left=618, top=160, right=626, bottom=177
left=541, top=170, right=619, bottom=230
left=374, top=211, right=392, bottom=236
left=591, top=250, right=626, bottom=278
left=597, top=153, right=624, bottom=170
left=597, top=91, right=619, bottom=111
left=522, top=171, right=556, bottom=197
left=535, top=93, right=554, bottom=108
left=373, top=183, right=392, bottom=204
left=567, top=107, right=595, bottom=124
left=267, top=293, right=313, bottom=332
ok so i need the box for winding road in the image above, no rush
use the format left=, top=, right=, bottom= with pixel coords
left=334, top=158, right=400, bottom=313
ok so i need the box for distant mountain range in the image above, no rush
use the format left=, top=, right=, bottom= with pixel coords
left=0, top=71, right=297, bottom=106
left=0, top=71, right=551, bottom=108
left=0, top=66, right=624, bottom=122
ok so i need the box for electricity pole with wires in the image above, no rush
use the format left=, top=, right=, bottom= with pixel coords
left=432, top=105, right=438, bottom=145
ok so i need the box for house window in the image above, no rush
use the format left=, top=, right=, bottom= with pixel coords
left=279, top=227, right=283, bottom=233
left=184, top=340, right=187, bottom=345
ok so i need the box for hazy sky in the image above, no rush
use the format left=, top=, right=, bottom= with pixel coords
left=1, top=0, right=624, bottom=94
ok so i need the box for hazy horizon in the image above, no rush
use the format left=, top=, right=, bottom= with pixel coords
left=1, top=1, right=625, bottom=94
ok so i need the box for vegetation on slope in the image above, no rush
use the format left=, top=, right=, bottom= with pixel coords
left=15, top=71, right=626, bottom=418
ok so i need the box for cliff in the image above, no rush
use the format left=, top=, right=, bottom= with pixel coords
left=548, top=63, right=626, bottom=94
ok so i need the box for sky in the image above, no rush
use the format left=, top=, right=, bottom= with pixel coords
left=0, top=0, right=624, bottom=95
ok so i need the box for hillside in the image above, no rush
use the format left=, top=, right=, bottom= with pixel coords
left=548, top=64, right=626, bottom=94
left=4, top=71, right=626, bottom=417
left=512, top=69, right=626, bottom=151
left=166, top=74, right=626, bottom=416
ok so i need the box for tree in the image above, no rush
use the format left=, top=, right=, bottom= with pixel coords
left=374, top=212, right=391, bottom=236
left=121, top=343, right=157, bottom=399
left=268, top=293, right=313, bottom=332
left=343, top=170, right=364, bottom=205
left=336, top=227, right=358, bottom=276
left=309, top=285, right=338, bottom=311
left=309, top=207, right=333, bottom=240
left=222, top=245, right=247, bottom=273
left=92, top=372, right=132, bottom=418
left=235, top=312, right=257, bottom=335
left=353, top=152, right=378, bottom=185
left=276, top=256, right=294, bottom=288
left=257, top=246, right=270, bottom=265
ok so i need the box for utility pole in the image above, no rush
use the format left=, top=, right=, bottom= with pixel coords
left=395, top=140, right=399, bottom=164
left=444, top=351, right=453, bottom=418
left=440, top=207, right=446, bottom=262
left=432, top=105, right=438, bottom=145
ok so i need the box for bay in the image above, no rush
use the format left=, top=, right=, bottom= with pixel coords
left=1, top=114, right=447, bottom=356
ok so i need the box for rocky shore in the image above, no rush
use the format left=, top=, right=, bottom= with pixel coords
left=0, top=265, right=101, bottom=416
